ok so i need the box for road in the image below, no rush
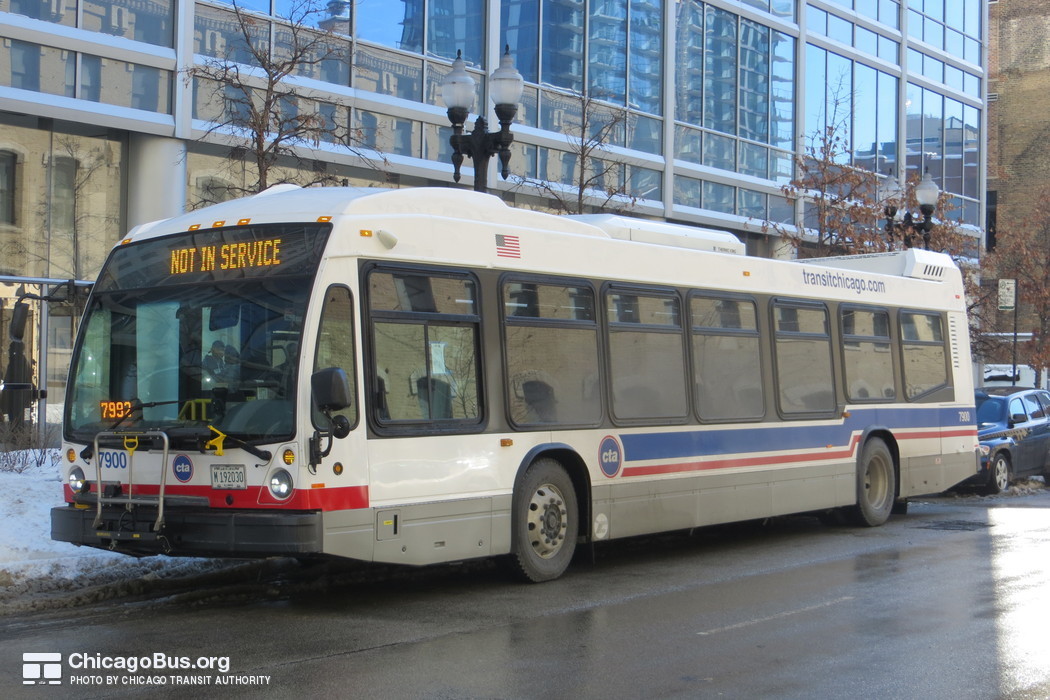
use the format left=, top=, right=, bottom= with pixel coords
left=4, top=490, right=1050, bottom=699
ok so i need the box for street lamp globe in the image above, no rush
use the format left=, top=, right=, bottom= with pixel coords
left=878, top=173, right=903, bottom=221
left=915, top=170, right=939, bottom=213
left=441, top=51, right=476, bottom=116
left=488, top=46, right=524, bottom=109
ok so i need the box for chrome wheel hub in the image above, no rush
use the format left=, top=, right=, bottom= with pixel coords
left=527, top=483, right=568, bottom=559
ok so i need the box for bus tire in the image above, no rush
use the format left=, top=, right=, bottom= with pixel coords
left=509, top=458, right=578, bottom=583
left=851, top=438, right=895, bottom=527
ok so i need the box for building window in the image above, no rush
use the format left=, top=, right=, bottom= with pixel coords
left=10, top=40, right=41, bottom=92
left=51, top=156, right=77, bottom=233
left=0, top=150, right=17, bottom=225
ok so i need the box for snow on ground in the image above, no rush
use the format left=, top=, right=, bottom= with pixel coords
left=0, top=449, right=1046, bottom=616
left=0, top=450, right=240, bottom=615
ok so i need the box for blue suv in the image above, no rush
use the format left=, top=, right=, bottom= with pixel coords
left=970, top=387, right=1050, bottom=494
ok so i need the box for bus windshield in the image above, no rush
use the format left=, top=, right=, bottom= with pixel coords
left=64, top=223, right=329, bottom=445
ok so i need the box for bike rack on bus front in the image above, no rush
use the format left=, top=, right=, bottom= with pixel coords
left=91, top=430, right=171, bottom=534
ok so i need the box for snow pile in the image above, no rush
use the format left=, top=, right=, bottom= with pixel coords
left=1005, top=476, right=1047, bottom=497
left=0, top=451, right=238, bottom=615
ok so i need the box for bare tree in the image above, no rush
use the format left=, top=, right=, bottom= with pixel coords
left=768, top=119, right=888, bottom=258
left=188, top=0, right=385, bottom=198
left=513, top=89, right=636, bottom=215
left=980, top=187, right=1050, bottom=386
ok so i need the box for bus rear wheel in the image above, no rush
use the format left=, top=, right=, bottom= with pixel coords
left=509, top=458, right=578, bottom=583
left=851, top=438, right=896, bottom=527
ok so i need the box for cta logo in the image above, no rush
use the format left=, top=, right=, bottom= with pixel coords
left=172, top=454, right=193, bottom=483
left=599, top=435, right=622, bottom=478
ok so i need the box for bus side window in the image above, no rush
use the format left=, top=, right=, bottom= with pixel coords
left=841, top=307, right=895, bottom=403
left=369, top=269, right=481, bottom=425
left=312, top=285, right=357, bottom=430
left=690, top=294, right=764, bottom=421
left=899, top=310, right=949, bottom=402
left=606, top=288, right=688, bottom=421
left=503, top=279, right=601, bottom=428
left=773, top=300, right=835, bottom=416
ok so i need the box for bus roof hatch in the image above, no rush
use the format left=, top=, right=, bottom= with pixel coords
left=569, top=214, right=745, bottom=256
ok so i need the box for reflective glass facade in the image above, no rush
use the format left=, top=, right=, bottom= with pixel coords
left=0, top=0, right=990, bottom=423
left=0, top=0, right=988, bottom=246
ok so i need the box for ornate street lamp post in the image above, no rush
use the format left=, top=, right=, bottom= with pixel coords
left=441, top=46, right=525, bottom=193
left=878, top=170, right=940, bottom=249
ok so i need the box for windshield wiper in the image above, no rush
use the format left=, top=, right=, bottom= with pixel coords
left=163, top=425, right=273, bottom=463
left=212, top=430, right=272, bottom=463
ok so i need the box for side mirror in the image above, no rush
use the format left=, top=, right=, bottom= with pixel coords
left=1010, top=413, right=1027, bottom=426
left=9, top=302, right=28, bottom=341
left=309, top=368, right=352, bottom=467
left=311, top=367, right=352, bottom=412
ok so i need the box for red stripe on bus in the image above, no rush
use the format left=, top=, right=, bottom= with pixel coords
left=65, top=483, right=370, bottom=510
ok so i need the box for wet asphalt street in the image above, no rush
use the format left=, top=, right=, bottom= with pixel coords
left=4, top=489, right=1050, bottom=699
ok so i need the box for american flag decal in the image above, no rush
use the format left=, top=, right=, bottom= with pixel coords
left=495, top=234, right=521, bottom=258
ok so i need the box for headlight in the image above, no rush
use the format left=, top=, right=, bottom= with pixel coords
left=68, top=467, right=87, bottom=493
left=979, top=444, right=991, bottom=457
left=268, top=468, right=293, bottom=500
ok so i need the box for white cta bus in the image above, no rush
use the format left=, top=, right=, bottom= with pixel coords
left=52, top=186, right=980, bottom=582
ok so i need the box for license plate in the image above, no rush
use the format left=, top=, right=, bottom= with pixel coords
left=210, top=464, right=246, bottom=490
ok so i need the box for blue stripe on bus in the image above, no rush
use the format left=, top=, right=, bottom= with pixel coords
left=619, top=406, right=974, bottom=462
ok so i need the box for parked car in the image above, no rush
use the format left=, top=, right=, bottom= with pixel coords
left=969, top=387, right=1050, bottom=494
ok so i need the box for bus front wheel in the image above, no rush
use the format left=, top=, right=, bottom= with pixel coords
left=509, top=458, right=578, bottom=583
left=851, top=438, right=896, bottom=527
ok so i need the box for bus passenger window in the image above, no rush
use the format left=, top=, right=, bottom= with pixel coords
left=369, top=269, right=481, bottom=426
left=773, top=301, right=835, bottom=415
left=503, top=280, right=600, bottom=427
left=900, top=311, right=949, bottom=401
left=606, top=289, right=687, bottom=421
left=690, top=294, right=764, bottom=421
left=841, top=307, right=895, bottom=403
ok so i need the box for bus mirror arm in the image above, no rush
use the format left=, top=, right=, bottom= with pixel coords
left=310, top=412, right=350, bottom=468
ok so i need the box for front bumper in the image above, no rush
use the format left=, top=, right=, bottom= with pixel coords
left=51, top=504, right=323, bottom=558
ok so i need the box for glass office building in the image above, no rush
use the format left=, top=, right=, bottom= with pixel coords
left=0, top=0, right=986, bottom=402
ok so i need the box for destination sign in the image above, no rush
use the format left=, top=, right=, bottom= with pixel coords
left=96, top=224, right=330, bottom=291
left=170, top=239, right=282, bottom=275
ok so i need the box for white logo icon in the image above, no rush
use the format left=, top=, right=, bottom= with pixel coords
left=23, top=652, right=62, bottom=685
